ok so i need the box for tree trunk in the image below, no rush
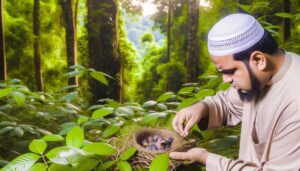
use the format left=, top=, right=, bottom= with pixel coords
left=87, top=0, right=120, bottom=103
left=0, top=0, right=6, bottom=81
left=166, top=0, right=171, bottom=62
left=61, top=0, right=78, bottom=86
left=283, top=0, right=290, bottom=42
left=186, top=0, right=199, bottom=83
left=33, top=0, right=43, bottom=91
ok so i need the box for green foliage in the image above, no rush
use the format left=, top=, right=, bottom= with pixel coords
left=149, top=153, right=170, bottom=171
left=140, top=32, right=155, bottom=43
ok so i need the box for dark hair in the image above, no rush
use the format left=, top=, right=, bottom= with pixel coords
left=233, top=30, right=280, bottom=62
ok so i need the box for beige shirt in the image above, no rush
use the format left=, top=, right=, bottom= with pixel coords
left=202, top=52, right=300, bottom=171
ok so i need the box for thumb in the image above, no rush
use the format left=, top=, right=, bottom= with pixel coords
left=169, top=152, right=189, bottom=161
left=183, top=120, right=194, bottom=136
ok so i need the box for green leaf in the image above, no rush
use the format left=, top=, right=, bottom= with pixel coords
left=177, top=98, right=200, bottom=110
left=103, top=124, right=120, bottom=138
left=157, top=92, right=174, bottom=102
left=62, top=92, right=78, bottom=103
left=0, top=88, right=13, bottom=99
left=82, top=142, right=117, bottom=156
left=0, top=126, right=14, bottom=134
left=66, top=126, right=84, bottom=148
left=13, top=127, right=24, bottom=137
left=70, top=65, right=86, bottom=70
left=195, top=89, right=215, bottom=100
left=1, top=153, right=40, bottom=171
left=116, top=107, right=134, bottom=116
left=157, top=103, right=168, bottom=111
left=11, top=91, right=26, bottom=107
left=200, top=130, right=214, bottom=141
left=97, top=161, right=115, bottom=171
left=60, top=85, right=78, bottom=91
left=0, top=121, right=17, bottom=126
left=76, top=158, right=99, bottom=171
left=90, top=71, right=108, bottom=86
left=28, top=163, right=47, bottom=171
left=236, top=3, right=251, bottom=13
left=29, top=139, right=47, bottom=154
left=92, top=108, right=114, bottom=119
left=46, top=147, right=76, bottom=165
left=142, top=100, right=157, bottom=108
left=218, top=82, right=231, bottom=91
left=119, top=147, right=137, bottom=161
left=149, top=153, right=169, bottom=171
left=141, top=112, right=167, bottom=125
left=64, top=70, right=84, bottom=78
left=117, top=161, right=132, bottom=171
left=275, top=12, right=294, bottom=19
left=49, top=164, right=75, bottom=171
left=178, top=87, right=194, bottom=95
left=77, top=115, right=89, bottom=125
left=42, top=134, right=64, bottom=142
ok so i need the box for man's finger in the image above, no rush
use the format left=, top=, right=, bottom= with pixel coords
left=172, top=114, right=179, bottom=133
left=169, top=152, right=189, bottom=161
left=183, top=120, right=194, bottom=137
left=177, top=114, right=186, bottom=136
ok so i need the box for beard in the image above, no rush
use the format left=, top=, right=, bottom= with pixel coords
left=237, top=62, right=261, bottom=102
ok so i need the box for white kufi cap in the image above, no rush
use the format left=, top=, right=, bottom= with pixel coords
left=207, top=13, right=265, bottom=56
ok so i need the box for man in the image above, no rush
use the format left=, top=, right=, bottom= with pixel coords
left=169, top=13, right=300, bottom=170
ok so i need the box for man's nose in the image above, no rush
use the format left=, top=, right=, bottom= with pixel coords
left=222, top=74, right=233, bottom=83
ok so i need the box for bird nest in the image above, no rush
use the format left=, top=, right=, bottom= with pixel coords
left=126, top=128, right=195, bottom=170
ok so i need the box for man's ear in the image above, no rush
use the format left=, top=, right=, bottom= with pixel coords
left=250, top=51, right=267, bottom=71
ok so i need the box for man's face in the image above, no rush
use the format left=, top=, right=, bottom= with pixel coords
left=211, top=55, right=261, bottom=102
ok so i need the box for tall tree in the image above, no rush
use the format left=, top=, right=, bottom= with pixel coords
left=61, top=0, right=78, bottom=86
left=0, top=0, right=6, bottom=81
left=33, top=0, right=43, bottom=91
left=186, top=0, right=199, bottom=83
left=87, top=0, right=120, bottom=103
left=283, top=0, right=291, bottom=41
left=166, top=0, right=172, bottom=62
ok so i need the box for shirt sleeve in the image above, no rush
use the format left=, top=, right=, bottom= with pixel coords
left=205, top=114, right=300, bottom=171
left=200, top=87, right=244, bottom=129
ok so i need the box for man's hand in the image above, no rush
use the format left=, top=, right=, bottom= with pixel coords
left=169, top=148, right=209, bottom=164
left=172, top=102, right=208, bottom=137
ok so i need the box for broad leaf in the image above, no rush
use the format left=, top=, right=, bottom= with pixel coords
left=195, top=89, right=214, bottom=100
left=11, top=91, right=26, bottom=107
left=0, top=88, right=13, bottom=99
left=46, top=147, right=86, bottom=165
left=82, top=142, right=117, bottom=156
left=76, top=158, right=99, bottom=171
left=77, top=115, right=89, bottom=125
left=178, top=87, right=194, bottom=95
left=157, top=92, right=174, bottom=102
left=66, top=126, right=84, bottom=148
left=92, top=108, right=114, bottom=119
left=90, top=71, right=108, bottom=86
left=116, top=107, right=134, bottom=116
left=28, top=163, right=47, bottom=171
left=120, top=147, right=137, bottom=161
left=177, top=98, right=200, bottom=110
left=117, top=161, right=132, bottom=171
left=49, top=163, right=75, bottom=171
left=1, top=153, right=40, bottom=171
left=97, top=161, right=115, bottom=171
left=275, top=12, right=294, bottom=19
left=103, top=124, right=120, bottom=138
left=142, top=100, right=157, bottom=108
left=29, top=139, right=47, bottom=154
left=42, top=134, right=64, bottom=142
left=149, top=153, right=169, bottom=171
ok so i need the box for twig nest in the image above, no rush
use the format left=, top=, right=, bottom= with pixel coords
left=128, top=128, right=195, bottom=170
